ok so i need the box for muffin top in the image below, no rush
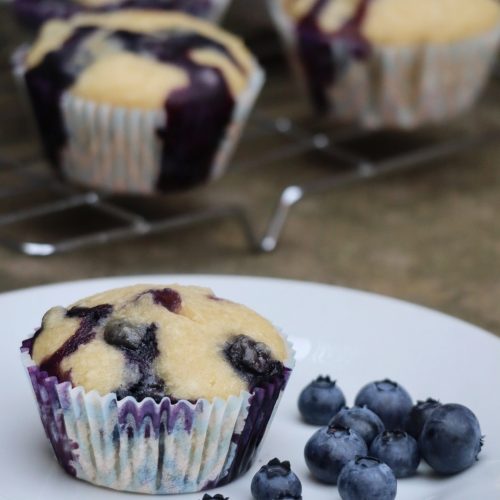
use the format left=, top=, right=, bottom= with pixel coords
left=26, top=10, right=255, bottom=109
left=281, top=0, right=500, bottom=44
left=30, top=284, right=289, bottom=401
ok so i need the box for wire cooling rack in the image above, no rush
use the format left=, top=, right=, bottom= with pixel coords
left=0, top=104, right=495, bottom=256
left=1, top=13, right=498, bottom=256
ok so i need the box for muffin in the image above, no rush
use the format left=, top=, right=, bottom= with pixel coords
left=269, top=0, right=500, bottom=128
left=16, top=11, right=263, bottom=193
left=21, top=284, right=293, bottom=494
left=14, top=0, right=231, bottom=30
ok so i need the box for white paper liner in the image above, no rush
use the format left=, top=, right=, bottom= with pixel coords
left=58, top=66, right=264, bottom=194
left=268, top=1, right=500, bottom=129
left=20, top=334, right=295, bottom=494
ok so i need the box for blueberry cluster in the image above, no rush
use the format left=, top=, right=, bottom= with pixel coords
left=300, top=376, right=483, bottom=499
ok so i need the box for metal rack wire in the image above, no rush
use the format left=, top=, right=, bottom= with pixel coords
left=0, top=106, right=494, bottom=256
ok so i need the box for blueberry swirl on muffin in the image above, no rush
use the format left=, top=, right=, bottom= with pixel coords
left=23, top=11, right=257, bottom=191
left=29, top=284, right=289, bottom=402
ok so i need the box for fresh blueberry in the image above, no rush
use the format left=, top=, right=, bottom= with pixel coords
left=202, top=495, right=228, bottom=500
left=419, top=403, right=483, bottom=475
left=104, top=320, right=149, bottom=350
left=329, top=406, right=385, bottom=445
left=369, top=430, right=420, bottom=478
left=355, top=379, right=413, bottom=430
left=304, top=425, right=368, bottom=484
left=337, top=456, right=397, bottom=500
left=224, top=335, right=283, bottom=387
left=298, top=376, right=346, bottom=425
left=405, top=398, right=442, bottom=439
left=251, top=458, right=302, bottom=500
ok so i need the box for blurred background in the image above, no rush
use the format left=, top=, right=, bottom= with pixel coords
left=1, top=0, right=500, bottom=335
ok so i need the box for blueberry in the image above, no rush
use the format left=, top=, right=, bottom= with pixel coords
left=298, top=376, right=346, bottom=425
left=369, top=430, right=420, bottom=478
left=337, top=456, right=397, bottom=500
left=329, top=406, right=385, bottom=445
left=419, top=403, right=483, bottom=475
left=251, top=458, right=302, bottom=500
left=104, top=320, right=149, bottom=350
left=224, top=335, right=283, bottom=386
left=405, top=398, right=441, bottom=439
left=202, top=495, right=228, bottom=500
left=304, top=425, right=368, bottom=484
left=116, top=373, right=166, bottom=403
left=354, top=379, right=412, bottom=430
left=111, top=323, right=167, bottom=403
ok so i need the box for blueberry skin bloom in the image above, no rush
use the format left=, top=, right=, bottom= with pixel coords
left=298, top=376, right=346, bottom=425
left=329, top=406, right=385, bottom=445
left=420, top=403, right=483, bottom=475
left=355, top=379, right=413, bottom=430
left=369, top=430, right=420, bottom=478
left=405, top=398, right=442, bottom=439
left=251, top=458, right=302, bottom=500
left=338, top=456, right=397, bottom=500
left=304, top=425, right=368, bottom=484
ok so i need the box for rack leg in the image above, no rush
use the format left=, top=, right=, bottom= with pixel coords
left=259, top=132, right=493, bottom=252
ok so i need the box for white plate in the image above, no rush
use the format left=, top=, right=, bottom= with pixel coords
left=2, top=275, right=500, bottom=500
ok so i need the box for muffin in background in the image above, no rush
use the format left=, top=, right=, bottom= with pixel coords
left=21, top=284, right=294, bottom=494
left=14, top=0, right=231, bottom=30
left=16, top=11, right=263, bottom=194
left=269, top=0, right=500, bottom=128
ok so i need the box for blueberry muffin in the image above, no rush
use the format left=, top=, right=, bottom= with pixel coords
left=18, top=11, right=263, bottom=193
left=14, top=0, right=231, bottom=30
left=21, top=284, right=293, bottom=494
left=270, top=0, right=500, bottom=127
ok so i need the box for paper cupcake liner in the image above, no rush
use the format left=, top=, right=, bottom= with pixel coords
left=13, top=0, right=232, bottom=30
left=269, top=2, right=500, bottom=129
left=20, top=335, right=293, bottom=494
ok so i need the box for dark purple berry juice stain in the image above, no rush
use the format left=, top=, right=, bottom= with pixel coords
left=38, top=304, right=113, bottom=380
left=24, top=27, right=95, bottom=168
left=149, top=287, right=182, bottom=313
left=115, top=30, right=238, bottom=190
left=297, top=0, right=373, bottom=112
left=24, top=26, right=243, bottom=191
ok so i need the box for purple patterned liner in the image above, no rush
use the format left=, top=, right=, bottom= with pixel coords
left=20, top=335, right=293, bottom=494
